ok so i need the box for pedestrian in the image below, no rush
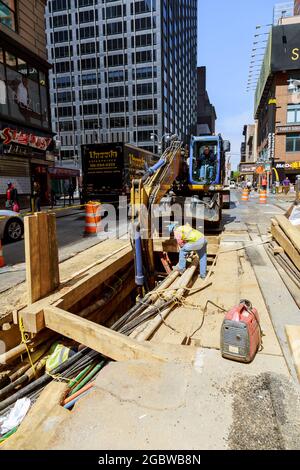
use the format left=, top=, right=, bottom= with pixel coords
left=246, top=180, right=252, bottom=192
left=68, top=183, right=75, bottom=205
left=168, top=222, right=207, bottom=279
left=33, top=181, right=41, bottom=212
left=5, top=182, right=18, bottom=210
left=50, top=188, right=56, bottom=208
left=275, top=180, right=280, bottom=194
left=261, top=175, right=268, bottom=191
left=283, top=176, right=291, bottom=195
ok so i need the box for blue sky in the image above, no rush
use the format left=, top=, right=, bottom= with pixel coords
left=197, top=0, right=277, bottom=169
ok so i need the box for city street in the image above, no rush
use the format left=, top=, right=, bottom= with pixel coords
left=0, top=208, right=129, bottom=293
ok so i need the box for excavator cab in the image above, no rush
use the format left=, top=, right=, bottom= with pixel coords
left=190, top=136, right=222, bottom=186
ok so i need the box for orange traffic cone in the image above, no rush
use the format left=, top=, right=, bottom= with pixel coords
left=84, top=202, right=102, bottom=236
left=241, top=189, right=249, bottom=202
left=259, top=190, right=267, bottom=204
left=0, top=240, right=5, bottom=268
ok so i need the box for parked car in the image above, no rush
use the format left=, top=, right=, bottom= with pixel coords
left=0, top=210, right=24, bottom=242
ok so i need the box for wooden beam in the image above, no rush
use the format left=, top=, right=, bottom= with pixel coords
left=271, top=225, right=300, bottom=271
left=43, top=306, right=198, bottom=364
left=24, top=213, right=59, bottom=305
left=285, top=325, right=300, bottom=382
left=153, top=238, right=219, bottom=256
left=20, top=245, right=133, bottom=333
left=275, top=215, right=300, bottom=253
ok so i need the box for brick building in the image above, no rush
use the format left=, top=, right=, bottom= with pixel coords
left=255, top=17, right=300, bottom=183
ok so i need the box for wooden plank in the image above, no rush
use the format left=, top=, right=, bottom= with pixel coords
left=37, top=213, right=51, bottom=299
left=20, top=245, right=133, bottom=333
left=1, top=381, right=69, bottom=450
left=25, top=215, right=40, bottom=304
left=47, top=213, right=60, bottom=291
left=271, top=225, right=300, bottom=271
left=153, top=238, right=219, bottom=256
left=285, top=325, right=300, bottom=382
left=43, top=306, right=198, bottom=364
left=275, top=215, right=300, bottom=253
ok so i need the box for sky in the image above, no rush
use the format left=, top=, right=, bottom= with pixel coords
left=197, top=0, right=278, bottom=169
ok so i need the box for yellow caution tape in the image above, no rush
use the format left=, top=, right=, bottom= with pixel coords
left=18, top=317, right=36, bottom=377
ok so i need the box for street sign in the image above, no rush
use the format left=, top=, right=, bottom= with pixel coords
left=264, top=163, right=271, bottom=172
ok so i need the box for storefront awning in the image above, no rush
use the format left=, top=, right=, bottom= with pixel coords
left=48, top=167, right=80, bottom=179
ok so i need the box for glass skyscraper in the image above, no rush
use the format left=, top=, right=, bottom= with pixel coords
left=45, top=0, right=197, bottom=166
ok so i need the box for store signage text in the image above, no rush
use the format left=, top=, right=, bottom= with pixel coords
left=275, top=161, right=300, bottom=170
left=0, top=128, right=52, bottom=151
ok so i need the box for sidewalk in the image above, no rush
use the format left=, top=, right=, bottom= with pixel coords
left=19, top=198, right=85, bottom=219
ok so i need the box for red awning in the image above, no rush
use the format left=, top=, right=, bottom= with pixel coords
left=48, top=167, right=80, bottom=179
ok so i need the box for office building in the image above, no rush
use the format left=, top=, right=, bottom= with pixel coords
left=196, top=66, right=217, bottom=136
left=45, top=0, right=198, bottom=167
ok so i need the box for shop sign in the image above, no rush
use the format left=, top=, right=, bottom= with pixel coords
left=0, top=127, right=52, bottom=151
left=276, top=125, right=300, bottom=134
left=240, top=164, right=257, bottom=173
left=275, top=161, right=300, bottom=170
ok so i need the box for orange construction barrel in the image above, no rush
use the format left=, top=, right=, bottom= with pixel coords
left=259, top=190, right=267, bottom=204
left=84, top=201, right=101, bottom=236
left=241, top=189, right=249, bottom=202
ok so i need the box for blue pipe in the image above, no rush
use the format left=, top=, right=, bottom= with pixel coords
left=147, top=158, right=166, bottom=176
left=134, top=227, right=144, bottom=286
left=64, top=390, right=91, bottom=410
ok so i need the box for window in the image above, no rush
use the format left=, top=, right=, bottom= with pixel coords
left=54, top=76, right=74, bottom=88
left=106, top=70, right=128, bottom=83
left=82, top=103, right=101, bottom=115
left=53, top=30, right=72, bottom=43
left=134, top=115, right=157, bottom=126
left=132, top=51, right=156, bottom=64
left=131, top=1, right=156, bottom=14
left=287, top=105, right=300, bottom=124
left=79, top=89, right=99, bottom=101
left=77, top=9, right=97, bottom=24
left=109, top=117, right=129, bottom=128
left=53, top=45, right=73, bottom=59
left=82, top=119, right=101, bottom=130
left=132, top=34, right=156, bottom=48
left=75, top=0, right=96, bottom=7
left=54, top=61, right=73, bottom=74
left=133, top=99, right=157, bottom=111
left=78, top=26, right=98, bottom=39
left=107, top=101, right=128, bottom=113
left=286, top=134, right=300, bottom=152
left=134, top=130, right=153, bottom=141
left=103, top=4, right=126, bottom=19
left=106, top=86, right=128, bottom=99
left=50, top=0, right=71, bottom=13
left=132, top=17, right=155, bottom=31
left=79, top=57, right=100, bottom=70
left=56, top=106, right=75, bottom=118
left=52, top=14, right=70, bottom=28
left=104, top=54, right=127, bottom=67
left=133, top=83, right=157, bottom=96
left=58, top=121, right=76, bottom=131
left=105, top=38, right=127, bottom=52
left=79, top=73, right=100, bottom=86
left=0, top=0, right=17, bottom=31
left=78, top=42, right=99, bottom=56
left=133, top=66, right=157, bottom=80
left=56, top=91, right=75, bottom=103
left=103, top=21, right=126, bottom=35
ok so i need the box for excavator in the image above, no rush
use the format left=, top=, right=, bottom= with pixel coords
left=130, top=134, right=230, bottom=291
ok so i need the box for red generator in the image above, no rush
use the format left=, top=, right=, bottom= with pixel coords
left=220, top=300, right=261, bottom=363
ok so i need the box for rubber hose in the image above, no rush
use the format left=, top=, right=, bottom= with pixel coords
left=0, top=348, right=91, bottom=413
left=0, top=374, right=29, bottom=401
left=64, top=389, right=92, bottom=410
left=70, top=361, right=105, bottom=396
left=0, top=376, right=10, bottom=390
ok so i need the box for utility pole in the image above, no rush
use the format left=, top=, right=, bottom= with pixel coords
left=268, top=97, right=276, bottom=192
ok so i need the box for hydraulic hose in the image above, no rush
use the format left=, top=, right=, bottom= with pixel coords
left=134, top=226, right=144, bottom=287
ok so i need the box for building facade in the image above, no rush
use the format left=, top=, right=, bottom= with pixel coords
left=196, top=66, right=217, bottom=136
left=45, top=0, right=197, bottom=167
left=255, top=18, right=300, bottom=184
left=0, top=0, right=55, bottom=208
left=239, top=124, right=258, bottom=181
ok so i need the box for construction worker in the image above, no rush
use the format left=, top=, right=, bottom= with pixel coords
left=168, top=223, right=207, bottom=279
